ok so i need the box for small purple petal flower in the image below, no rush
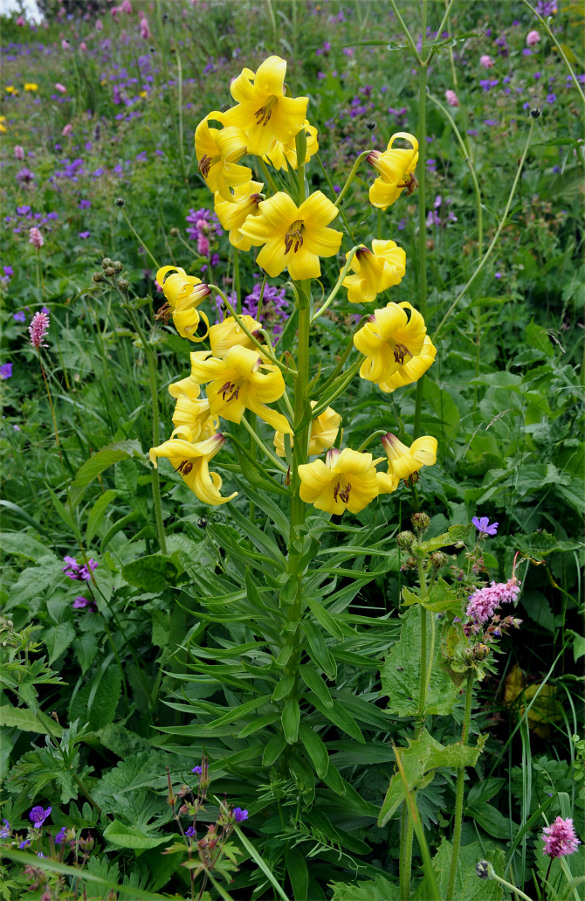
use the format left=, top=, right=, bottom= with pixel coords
left=0, top=363, right=12, bottom=379
left=0, top=819, right=10, bottom=838
left=54, top=826, right=67, bottom=844
left=233, top=807, right=248, bottom=822
left=19, top=839, right=30, bottom=849
left=185, top=825, right=196, bottom=837
left=472, top=516, right=498, bottom=536
left=29, top=806, right=52, bottom=828
left=13, top=311, right=26, bottom=322
left=192, top=766, right=202, bottom=775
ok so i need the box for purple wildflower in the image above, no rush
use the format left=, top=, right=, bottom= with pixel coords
left=54, top=826, right=67, bottom=844
left=29, top=227, right=44, bottom=249
left=192, top=766, right=203, bottom=775
left=16, top=167, right=35, bottom=185
left=0, top=363, right=12, bottom=379
left=63, top=556, right=98, bottom=581
left=185, top=826, right=196, bottom=837
left=233, top=807, right=248, bottom=822
left=542, top=817, right=581, bottom=858
left=0, top=820, right=10, bottom=838
left=472, top=516, right=498, bottom=535
left=29, top=806, right=52, bottom=828
left=13, top=311, right=26, bottom=322
left=19, top=839, right=30, bottom=849
left=78, top=231, right=91, bottom=239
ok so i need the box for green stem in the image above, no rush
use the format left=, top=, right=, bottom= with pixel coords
left=126, top=305, right=167, bottom=555
left=413, top=0, right=428, bottom=441
left=175, top=47, right=188, bottom=184
left=446, top=669, right=474, bottom=901
left=434, top=119, right=535, bottom=338
left=334, top=150, right=371, bottom=207
left=400, top=804, right=415, bottom=900
left=311, top=245, right=362, bottom=322
left=233, top=247, right=241, bottom=314
left=258, top=157, right=280, bottom=196
left=239, top=415, right=289, bottom=473
left=417, top=562, right=430, bottom=724
left=388, top=0, right=423, bottom=63
left=119, top=207, right=160, bottom=270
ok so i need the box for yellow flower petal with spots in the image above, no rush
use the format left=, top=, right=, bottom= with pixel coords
left=149, top=430, right=236, bottom=506
left=368, top=132, right=419, bottom=210
left=265, top=119, right=319, bottom=171
left=213, top=180, right=264, bottom=251
left=195, top=112, right=251, bottom=202
left=299, top=447, right=380, bottom=515
left=240, top=190, right=342, bottom=280
left=378, top=335, right=437, bottom=392
left=343, top=239, right=406, bottom=304
left=156, top=266, right=210, bottom=343
left=381, top=433, right=437, bottom=481
left=353, top=301, right=430, bottom=389
left=209, top=315, right=263, bottom=358
left=274, top=402, right=341, bottom=457
left=222, top=56, right=309, bottom=157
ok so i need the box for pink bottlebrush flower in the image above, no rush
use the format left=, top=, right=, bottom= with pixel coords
left=445, top=89, right=459, bottom=107
left=29, top=311, right=50, bottom=348
left=197, top=235, right=210, bottom=257
left=466, top=576, right=521, bottom=624
left=120, top=0, right=132, bottom=12
left=542, top=817, right=581, bottom=858
left=61, top=39, right=70, bottom=50
left=55, top=82, right=67, bottom=93
left=14, top=145, right=25, bottom=160
left=29, top=227, right=44, bottom=249
left=62, top=123, right=73, bottom=136
left=526, top=30, right=541, bottom=46
left=16, top=15, right=26, bottom=25
left=79, top=41, right=87, bottom=51
left=95, top=18, right=103, bottom=31
left=480, top=54, right=494, bottom=68
left=139, top=17, right=151, bottom=39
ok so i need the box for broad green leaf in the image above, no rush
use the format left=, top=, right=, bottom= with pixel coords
left=299, top=665, right=334, bottom=708
left=465, top=800, right=513, bottom=839
left=413, top=839, right=505, bottom=901
left=282, top=698, right=300, bottom=744
left=103, top=820, right=169, bottom=850
left=286, top=848, right=309, bottom=901
left=0, top=532, right=57, bottom=561
left=263, top=732, right=287, bottom=766
left=380, top=606, right=459, bottom=716
left=272, top=674, right=295, bottom=702
left=330, top=875, right=401, bottom=900
left=306, top=597, right=344, bottom=639
left=69, top=663, right=122, bottom=731
left=378, top=729, right=483, bottom=827
left=122, top=554, right=177, bottom=592
left=302, top=621, right=337, bottom=679
left=69, top=440, right=145, bottom=508
left=86, top=489, right=118, bottom=543
left=44, top=622, right=76, bottom=664
left=308, top=693, right=365, bottom=744
left=0, top=705, right=55, bottom=734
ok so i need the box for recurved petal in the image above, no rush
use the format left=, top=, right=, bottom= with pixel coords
left=411, top=436, right=438, bottom=467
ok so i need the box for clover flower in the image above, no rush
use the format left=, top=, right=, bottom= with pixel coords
left=472, top=516, right=498, bottom=536
left=542, top=817, right=581, bottom=858
left=29, top=806, right=52, bottom=828
left=29, top=311, right=50, bottom=348
left=527, top=30, right=541, bottom=46
left=445, top=89, right=459, bottom=107
left=14, top=145, right=25, bottom=160
left=466, top=577, right=521, bottom=624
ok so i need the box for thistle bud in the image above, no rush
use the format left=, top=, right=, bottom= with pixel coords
left=102, top=257, right=114, bottom=269
left=430, top=552, right=447, bottom=568
left=104, top=266, right=116, bottom=277
left=112, top=260, right=123, bottom=272
left=476, top=861, right=491, bottom=879
left=397, top=531, right=415, bottom=549
left=411, top=512, right=430, bottom=533
left=118, top=279, right=129, bottom=291
left=114, top=197, right=125, bottom=207
left=170, top=227, right=180, bottom=236
left=92, top=272, right=104, bottom=283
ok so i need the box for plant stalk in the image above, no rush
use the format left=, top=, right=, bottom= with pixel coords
left=446, top=669, right=475, bottom=901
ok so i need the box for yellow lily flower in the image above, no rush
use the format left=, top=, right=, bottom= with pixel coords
left=380, top=433, right=438, bottom=482
left=368, top=132, right=419, bottom=210
left=213, top=180, right=264, bottom=251
left=299, top=447, right=379, bottom=515
left=150, top=428, right=236, bottom=506
left=195, top=112, right=251, bottom=202
left=240, top=191, right=342, bottom=280
left=265, top=119, right=319, bottom=170
left=156, top=265, right=210, bottom=343
left=188, top=345, right=292, bottom=433
left=209, top=315, right=263, bottom=358
left=222, top=55, right=309, bottom=157
left=342, top=239, right=406, bottom=304
left=167, top=378, right=217, bottom=439
left=274, top=402, right=341, bottom=457
left=353, top=301, right=431, bottom=390
left=377, top=335, right=437, bottom=392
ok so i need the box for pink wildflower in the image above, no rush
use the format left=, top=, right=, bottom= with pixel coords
left=197, top=235, right=210, bottom=257
left=62, top=123, right=73, bottom=136
left=480, top=54, right=494, bottom=68
left=139, top=16, right=151, bottom=39
left=466, top=576, right=521, bottom=624
left=445, top=89, right=459, bottom=107
left=55, top=83, right=67, bottom=93
left=14, top=145, right=25, bottom=160
left=542, top=817, right=581, bottom=858
left=79, top=41, right=87, bottom=51
left=95, top=18, right=103, bottom=31
left=29, top=311, right=50, bottom=348
left=61, top=39, right=70, bottom=50
left=120, top=0, right=132, bottom=12
left=16, top=15, right=26, bottom=25
left=29, top=227, right=44, bottom=249
left=526, top=30, right=541, bottom=47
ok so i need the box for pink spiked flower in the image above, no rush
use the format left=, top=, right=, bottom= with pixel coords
left=466, top=576, right=521, bottom=624
left=14, top=145, right=25, bottom=160
left=445, top=89, right=459, bottom=107
left=29, top=311, right=50, bottom=348
left=542, top=817, right=581, bottom=858
left=29, top=227, right=44, bottom=249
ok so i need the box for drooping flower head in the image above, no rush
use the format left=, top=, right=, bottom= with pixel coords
left=208, top=315, right=263, bottom=358
left=195, top=112, right=251, bottom=202
left=150, top=428, right=236, bottom=506
left=299, top=447, right=380, bottom=515
left=353, top=302, right=434, bottom=391
left=29, top=311, right=50, bottom=348
left=274, top=402, right=341, bottom=457
left=29, top=806, right=52, bottom=829
left=155, top=266, right=210, bottom=343
left=213, top=179, right=264, bottom=251
left=188, top=346, right=291, bottom=433
left=380, top=433, right=437, bottom=486
left=541, top=817, right=581, bottom=858
left=368, top=132, right=419, bottom=210
left=342, top=240, right=406, bottom=304
left=222, top=56, right=309, bottom=157
left=472, top=516, right=498, bottom=536
left=240, top=190, right=342, bottom=280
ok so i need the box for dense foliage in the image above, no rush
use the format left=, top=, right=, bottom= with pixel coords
left=0, top=2, right=583, bottom=900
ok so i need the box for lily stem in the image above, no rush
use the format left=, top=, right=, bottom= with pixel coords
left=413, top=0, right=428, bottom=441
left=446, top=669, right=475, bottom=901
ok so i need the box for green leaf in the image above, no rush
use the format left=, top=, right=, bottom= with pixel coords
left=0, top=531, right=57, bottom=561
left=262, top=732, right=287, bottom=766
left=282, top=698, right=300, bottom=744
left=302, top=621, right=337, bottom=679
left=380, top=606, right=460, bottom=716
left=69, top=440, right=145, bottom=508
left=330, top=875, right=402, bottom=900
left=44, top=622, right=76, bottom=664
left=69, top=662, right=122, bottom=731
left=72, top=632, right=99, bottom=675
left=299, top=665, right=334, bottom=708
left=103, top=820, right=169, bottom=850
left=272, top=674, right=295, bottom=702
left=299, top=723, right=329, bottom=778
left=86, top=489, right=118, bottom=544
left=308, top=693, right=365, bottom=744
left=122, top=554, right=178, bottom=592
left=306, top=598, right=344, bottom=639
left=286, top=848, right=309, bottom=901
left=0, top=705, right=55, bottom=734
left=413, top=839, right=505, bottom=901
left=465, top=800, right=513, bottom=839
left=378, top=730, right=483, bottom=827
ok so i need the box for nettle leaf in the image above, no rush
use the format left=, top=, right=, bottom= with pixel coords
left=0, top=705, right=55, bottom=735
left=69, top=440, right=145, bottom=508
left=378, top=729, right=483, bottom=827
left=69, top=664, right=121, bottom=731
left=103, top=820, right=169, bottom=850
left=122, top=554, right=178, bottom=592
left=5, top=556, right=64, bottom=611
left=380, top=606, right=459, bottom=716
left=413, top=839, right=505, bottom=901
left=330, top=874, right=402, bottom=900
left=44, top=623, right=76, bottom=664
left=0, top=532, right=59, bottom=562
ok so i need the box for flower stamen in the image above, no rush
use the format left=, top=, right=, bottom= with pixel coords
left=284, top=219, right=304, bottom=254
left=333, top=481, right=352, bottom=504
left=254, top=95, right=278, bottom=126
left=198, top=153, right=221, bottom=178
left=393, top=342, right=412, bottom=364
left=220, top=380, right=240, bottom=403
